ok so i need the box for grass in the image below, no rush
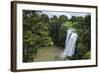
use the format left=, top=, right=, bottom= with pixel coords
left=33, top=46, right=64, bottom=62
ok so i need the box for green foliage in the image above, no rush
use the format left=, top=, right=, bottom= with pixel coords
left=23, top=10, right=91, bottom=62
left=23, top=10, right=53, bottom=62
left=56, top=15, right=91, bottom=60
left=59, top=15, right=68, bottom=24
left=83, top=51, right=91, bottom=59
left=69, top=16, right=77, bottom=22
left=63, top=21, right=77, bottom=29
left=70, top=15, right=91, bottom=60
left=49, top=15, right=68, bottom=47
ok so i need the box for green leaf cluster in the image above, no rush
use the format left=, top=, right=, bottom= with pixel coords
left=23, top=10, right=91, bottom=62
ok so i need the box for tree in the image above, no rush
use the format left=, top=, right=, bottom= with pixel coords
left=61, top=15, right=91, bottom=60
left=58, top=15, right=68, bottom=24
left=49, top=15, right=68, bottom=47
left=23, top=10, right=53, bottom=62
left=23, top=10, right=91, bottom=61
left=69, top=16, right=77, bottom=22
left=70, top=15, right=91, bottom=59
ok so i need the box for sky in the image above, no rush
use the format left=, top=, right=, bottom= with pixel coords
left=40, top=11, right=90, bottom=19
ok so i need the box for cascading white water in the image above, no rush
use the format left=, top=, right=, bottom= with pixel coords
left=60, top=29, right=78, bottom=59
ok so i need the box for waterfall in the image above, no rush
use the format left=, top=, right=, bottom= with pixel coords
left=60, top=29, right=78, bottom=59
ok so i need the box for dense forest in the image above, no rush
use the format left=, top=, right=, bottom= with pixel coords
left=23, top=10, right=91, bottom=62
